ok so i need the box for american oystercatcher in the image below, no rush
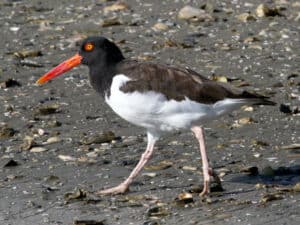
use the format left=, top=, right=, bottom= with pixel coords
left=36, top=36, right=275, bottom=196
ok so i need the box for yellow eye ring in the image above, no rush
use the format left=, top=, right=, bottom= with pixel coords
left=84, top=42, right=94, bottom=51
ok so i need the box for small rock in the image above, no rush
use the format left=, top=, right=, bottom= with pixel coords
left=103, top=1, right=129, bottom=13
left=74, top=220, right=105, bottom=225
left=293, top=183, right=300, bottom=192
left=243, top=106, right=254, bottom=112
left=280, top=104, right=292, bottom=114
left=240, top=166, right=259, bottom=176
left=255, top=183, right=267, bottom=189
left=232, top=117, right=254, bottom=128
left=2, top=159, right=19, bottom=168
left=146, top=206, right=169, bottom=218
left=64, top=189, right=87, bottom=202
left=101, top=17, right=122, bottom=27
left=243, top=36, right=260, bottom=43
left=152, top=22, right=169, bottom=32
left=261, top=166, right=275, bottom=176
left=10, top=27, right=20, bottom=32
left=34, top=104, right=59, bottom=116
left=236, top=13, right=256, bottom=22
left=178, top=5, right=213, bottom=22
left=20, top=59, right=43, bottom=67
left=38, top=128, right=45, bottom=136
left=261, top=193, right=283, bottom=203
left=0, top=79, right=21, bottom=88
left=0, top=126, right=15, bottom=138
left=20, top=136, right=37, bottom=150
left=47, top=120, right=62, bottom=127
left=175, top=192, right=194, bottom=206
left=144, top=160, right=173, bottom=171
left=80, top=131, right=116, bottom=145
left=256, top=4, right=282, bottom=17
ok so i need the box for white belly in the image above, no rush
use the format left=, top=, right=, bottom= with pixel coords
left=105, top=75, right=246, bottom=133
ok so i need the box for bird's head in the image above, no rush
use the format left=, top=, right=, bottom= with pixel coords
left=36, top=36, right=124, bottom=85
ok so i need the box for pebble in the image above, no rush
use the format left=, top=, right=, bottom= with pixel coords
left=178, top=5, right=213, bottom=22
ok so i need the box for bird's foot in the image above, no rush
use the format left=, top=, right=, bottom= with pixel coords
left=199, top=167, right=211, bottom=196
left=199, top=180, right=210, bottom=196
left=200, top=168, right=222, bottom=197
left=94, top=183, right=129, bottom=195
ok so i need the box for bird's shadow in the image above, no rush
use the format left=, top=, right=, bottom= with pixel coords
left=228, top=165, right=300, bottom=186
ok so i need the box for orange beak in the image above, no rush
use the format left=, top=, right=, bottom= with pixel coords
left=36, top=53, right=83, bottom=85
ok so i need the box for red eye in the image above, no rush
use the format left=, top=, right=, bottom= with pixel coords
left=84, top=42, right=94, bottom=51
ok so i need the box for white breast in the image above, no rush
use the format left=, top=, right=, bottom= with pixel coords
left=105, top=74, right=247, bottom=133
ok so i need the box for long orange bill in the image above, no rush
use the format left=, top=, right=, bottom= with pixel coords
left=36, top=53, right=83, bottom=85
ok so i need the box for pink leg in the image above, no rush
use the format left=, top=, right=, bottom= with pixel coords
left=191, top=126, right=211, bottom=196
left=95, top=132, right=158, bottom=195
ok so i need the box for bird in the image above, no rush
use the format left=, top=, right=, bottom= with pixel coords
left=36, top=36, right=275, bottom=196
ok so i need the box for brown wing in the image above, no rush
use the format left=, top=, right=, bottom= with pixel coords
left=117, top=60, right=275, bottom=105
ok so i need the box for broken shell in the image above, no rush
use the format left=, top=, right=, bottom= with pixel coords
left=80, top=131, right=116, bottom=145
left=146, top=206, right=169, bottom=217
left=261, top=193, right=283, bottom=203
left=20, top=136, right=37, bottom=150
left=0, top=126, right=15, bottom=138
left=14, top=50, right=42, bottom=59
left=182, top=166, right=197, bottom=171
left=152, top=22, right=169, bottom=31
left=211, top=75, right=228, bottom=83
left=103, top=1, right=129, bottom=13
left=58, top=155, right=76, bottom=162
left=30, top=147, right=47, bottom=153
left=236, top=13, right=256, bottom=22
left=144, top=160, right=173, bottom=171
left=35, top=104, right=59, bottom=115
left=175, top=192, right=194, bottom=205
left=240, top=166, right=259, bottom=176
left=45, top=136, right=61, bottom=144
left=178, top=5, right=213, bottom=22
left=293, top=183, right=300, bottom=192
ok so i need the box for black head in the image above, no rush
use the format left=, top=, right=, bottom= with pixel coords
left=79, top=36, right=125, bottom=67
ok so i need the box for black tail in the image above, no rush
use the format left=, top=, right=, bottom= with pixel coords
left=239, top=91, right=276, bottom=106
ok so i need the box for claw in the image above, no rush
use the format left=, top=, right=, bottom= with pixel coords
left=94, top=184, right=129, bottom=195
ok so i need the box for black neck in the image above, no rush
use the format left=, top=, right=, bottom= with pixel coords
left=88, top=62, right=118, bottom=97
